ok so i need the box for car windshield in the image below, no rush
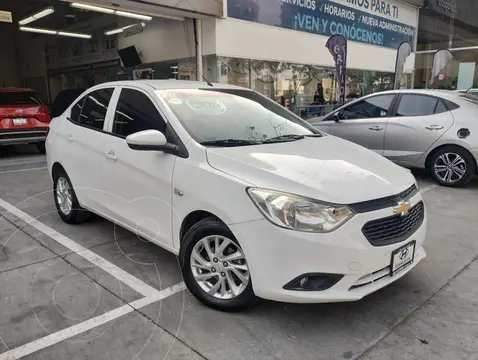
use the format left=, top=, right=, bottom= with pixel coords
left=157, top=88, right=319, bottom=145
left=0, top=91, right=42, bottom=106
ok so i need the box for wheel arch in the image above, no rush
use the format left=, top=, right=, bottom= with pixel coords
left=425, top=144, right=478, bottom=173
left=179, top=210, right=225, bottom=244
left=51, top=162, right=66, bottom=180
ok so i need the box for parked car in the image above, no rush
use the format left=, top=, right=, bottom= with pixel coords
left=46, top=81, right=427, bottom=311
left=309, top=89, right=478, bottom=187
left=0, top=88, right=51, bottom=153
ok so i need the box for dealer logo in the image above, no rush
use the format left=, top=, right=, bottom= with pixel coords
left=399, top=247, right=409, bottom=260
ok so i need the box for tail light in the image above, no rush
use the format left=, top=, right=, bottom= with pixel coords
left=36, top=105, right=52, bottom=123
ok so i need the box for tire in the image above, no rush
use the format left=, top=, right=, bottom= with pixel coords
left=36, top=142, right=46, bottom=154
left=427, top=146, right=476, bottom=187
left=53, top=168, right=91, bottom=224
left=179, top=217, right=257, bottom=312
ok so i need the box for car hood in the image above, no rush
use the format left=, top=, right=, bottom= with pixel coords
left=205, top=136, right=416, bottom=204
left=306, top=115, right=327, bottom=127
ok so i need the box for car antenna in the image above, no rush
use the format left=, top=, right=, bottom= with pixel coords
left=465, top=85, right=474, bottom=94
left=202, top=75, right=213, bottom=87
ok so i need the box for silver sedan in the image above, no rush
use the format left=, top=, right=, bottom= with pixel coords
left=309, top=89, right=478, bottom=187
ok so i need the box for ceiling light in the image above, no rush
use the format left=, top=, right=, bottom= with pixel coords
left=19, top=26, right=91, bottom=39
left=115, top=10, right=152, bottom=21
left=70, top=2, right=152, bottom=21
left=19, top=26, right=57, bottom=35
left=104, top=22, right=145, bottom=36
left=18, top=7, right=54, bottom=25
left=70, top=2, right=114, bottom=14
left=58, top=31, right=91, bottom=39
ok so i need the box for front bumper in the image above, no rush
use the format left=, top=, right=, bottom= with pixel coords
left=229, top=192, right=427, bottom=303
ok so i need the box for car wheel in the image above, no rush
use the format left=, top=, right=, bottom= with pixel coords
left=428, top=146, right=476, bottom=187
left=53, top=169, right=91, bottom=224
left=36, top=142, right=46, bottom=154
left=179, top=217, right=257, bottom=312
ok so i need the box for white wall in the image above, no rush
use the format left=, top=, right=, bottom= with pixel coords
left=118, top=17, right=196, bottom=64
left=0, top=23, right=20, bottom=87
left=215, top=18, right=415, bottom=73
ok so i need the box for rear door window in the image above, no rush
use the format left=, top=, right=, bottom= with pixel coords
left=51, top=89, right=86, bottom=118
left=70, top=97, right=86, bottom=123
left=0, top=91, right=42, bottom=106
left=78, top=88, right=114, bottom=130
left=396, top=95, right=439, bottom=117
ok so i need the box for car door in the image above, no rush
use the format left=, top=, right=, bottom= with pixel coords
left=325, top=94, right=396, bottom=155
left=383, top=94, right=455, bottom=164
left=61, top=87, right=115, bottom=210
left=102, top=87, right=176, bottom=250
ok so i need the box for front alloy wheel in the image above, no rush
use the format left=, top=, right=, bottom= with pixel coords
left=190, top=236, right=250, bottom=299
left=180, top=217, right=256, bottom=312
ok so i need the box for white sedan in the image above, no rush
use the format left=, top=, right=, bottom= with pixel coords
left=46, top=80, right=427, bottom=312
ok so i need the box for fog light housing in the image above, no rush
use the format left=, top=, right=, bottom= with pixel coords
left=283, top=273, right=343, bottom=291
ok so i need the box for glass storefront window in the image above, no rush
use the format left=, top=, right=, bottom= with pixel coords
left=212, top=56, right=395, bottom=118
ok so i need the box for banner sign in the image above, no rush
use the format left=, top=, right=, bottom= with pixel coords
left=227, top=0, right=416, bottom=49
left=326, top=35, right=347, bottom=104
left=393, top=41, right=412, bottom=89
left=430, top=49, right=453, bottom=85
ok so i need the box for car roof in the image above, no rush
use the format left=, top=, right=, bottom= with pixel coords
left=93, top=80, right=249, bottom=91
left=367, top=89, right=458, bottom=98
left=0, top=87, right=35, bottom=93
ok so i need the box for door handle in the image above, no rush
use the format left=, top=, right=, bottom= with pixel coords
left=105, top=150, right=117, bottom=161
left=425, top=125, right=444, bottom=130
left=66, top=133, right=74, bottom=141
left=369, top=126, right=384, bottom=131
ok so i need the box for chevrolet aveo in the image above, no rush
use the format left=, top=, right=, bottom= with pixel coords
left=46, top=81, right=427, bottom=312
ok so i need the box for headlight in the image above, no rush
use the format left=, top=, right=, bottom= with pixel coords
left=247, top=188, right=355, bottom=233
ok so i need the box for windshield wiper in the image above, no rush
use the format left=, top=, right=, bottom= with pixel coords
left=200, top=139, right=260, bottom=147
left=262, top=134, right=305, bottom=143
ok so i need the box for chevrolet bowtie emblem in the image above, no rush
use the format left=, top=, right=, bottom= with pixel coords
left=393, top=201, right=410, bottom=216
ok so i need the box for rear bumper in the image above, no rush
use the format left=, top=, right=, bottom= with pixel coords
left=0, top=128, right=47, bottom=145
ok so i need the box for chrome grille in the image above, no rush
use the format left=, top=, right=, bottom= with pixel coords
left=362, top=201, right=424, bottom=247
left=349, top=184, right=418, bottom=213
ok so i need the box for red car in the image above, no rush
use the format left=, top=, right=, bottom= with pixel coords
left=0, top=87, right=51, bottom=153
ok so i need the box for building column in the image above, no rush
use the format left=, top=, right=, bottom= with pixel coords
left=194, top=18, right=203, bottom=81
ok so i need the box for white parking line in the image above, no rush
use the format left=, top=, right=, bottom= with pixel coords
left=0, top=198, right=161, bottom=297
left=0, top=167, right=47, bottom=174
left=0, top=283, right=186, bottom=360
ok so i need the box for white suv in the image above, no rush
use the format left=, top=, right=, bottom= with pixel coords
left=46, top=80, right=427, bottom=312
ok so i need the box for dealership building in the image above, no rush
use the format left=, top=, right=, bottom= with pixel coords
left=415, top=0, right=478, bottom=90
left=1, top=0, right=473, bottom=111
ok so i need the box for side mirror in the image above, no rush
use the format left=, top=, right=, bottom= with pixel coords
left=126, top=130, right=176, bottom=152
left=333, top=112, right=341, bottom=122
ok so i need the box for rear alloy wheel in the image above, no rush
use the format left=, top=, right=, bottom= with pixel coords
left=428, top=146, right=475, bottom=187
left=180, top=217, right=256, bottom=312
left=53, top=170, right=91, bottom=224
